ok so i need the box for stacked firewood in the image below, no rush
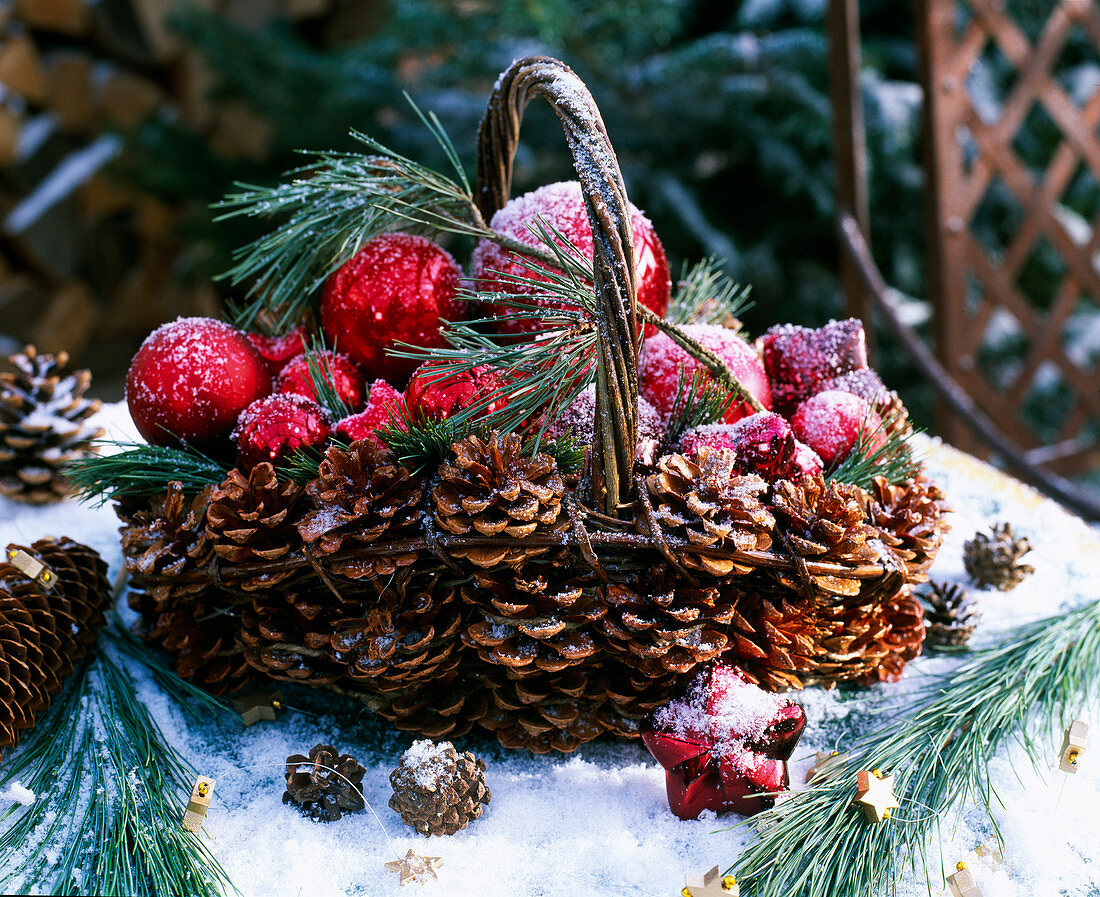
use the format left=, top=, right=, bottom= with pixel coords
left=0, top=0, right=377, bottom=369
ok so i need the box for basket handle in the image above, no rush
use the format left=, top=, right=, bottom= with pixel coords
left=475, top=56, right=638, bottom=517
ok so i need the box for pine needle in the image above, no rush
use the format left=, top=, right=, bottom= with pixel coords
left=727, top=598, right=1100, bottom=897
left=0, top=621, right=238, bottom=896
left=304, top=339, right=354, bottom=421
left=277, top=439, right=349, bottom=485
left=667, top=256, right=753, bottom=328
left=67, top=442, right=229, bottom=503
left=825, top=409, right=921, bottom=490
left=664, top=366, right=740, bottom=443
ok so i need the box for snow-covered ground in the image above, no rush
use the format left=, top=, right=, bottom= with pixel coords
left=1, top=404, right=1098, bottom=896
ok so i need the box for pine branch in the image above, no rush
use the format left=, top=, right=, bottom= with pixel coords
left=825, top=410, right=921, bottom=490
left=376, top=410, right=478, bottom=474
left=728, top=598, right=1100, bottom=897
left=304, top=340, right=354, bottom=422
left=667, top=256, right=753, bottom=328
left=67, top=442, right=229, bottom=504
left=0, top=633, right=238, bottom=897
left=277, top=439, right=350, bottom=485
left=664, top=366, right=740, bottom=443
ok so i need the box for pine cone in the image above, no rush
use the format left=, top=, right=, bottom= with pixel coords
left=596, top=579, right=734, bottom=679
left=921, top=581, right=979, bottom=648
left=374, top=672, right=489, bottom=740
left=297, top=441, right=423, bottom=580
left=206, top=465, right=303, bottom=590
left=644, top=449, right=774, bottom=577
left=726, top=583, right=925, bottom=689
left=0, top=347, right=103, bottom=505
left=433, top=432, right=568, bottom=569
left=770, top=476, right=879, bottom=596
left=866, top=475, right=951, bottom=584
left=388, top=740, right=491, bottom=836
left=283, top=744, right=366, bottom=822
left=0, top=538, right=111, bottom=754
left=963, top=522, right=1034, bottom=591
left=119, top=483, right=213, bottom=578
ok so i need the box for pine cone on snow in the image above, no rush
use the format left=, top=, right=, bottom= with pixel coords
left=921, top=581, right=979, bottom=648
left=0, top=346, right=103, bottom=505
left=389, top=739, right=491, bottom=836
left=643, top=448, right=774, bottom=577
left=283, top=743, right=366, bottom=822
left=963, top=522, right=1034, bottom=591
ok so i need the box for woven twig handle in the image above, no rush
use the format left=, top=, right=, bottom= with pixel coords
left=475, top=56, right=638, bottom=517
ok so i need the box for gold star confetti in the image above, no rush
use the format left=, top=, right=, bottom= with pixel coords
left=853, top=769, right=898, bottom=824
left=385, top=849, right=442, bottom=885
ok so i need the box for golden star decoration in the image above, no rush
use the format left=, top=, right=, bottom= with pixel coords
left=385, top=849, right=442, bottom=885
left=853, top=769, right=898, bottom=824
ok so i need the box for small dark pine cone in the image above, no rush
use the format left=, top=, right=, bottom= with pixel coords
left=963, top=522, right=1035, bottom=591
left=389, top=739, right=490, bottom=836
left=0, top=346, right=103, bottom=504
left=283, top=744, right=366, bottom=822
left=921, top=580, right=979, bottom=649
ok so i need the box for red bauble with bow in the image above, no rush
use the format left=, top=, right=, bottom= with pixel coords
left=641, top=664, right=806, bottom=820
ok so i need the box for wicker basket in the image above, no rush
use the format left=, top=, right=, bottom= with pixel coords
left=120, top=57, right=948, bottom=753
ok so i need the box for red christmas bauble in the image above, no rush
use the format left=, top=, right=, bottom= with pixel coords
left=277, top=350, right=367, bottom=411
left=126, top=317, right=272, bottom=447
left=640, top=324, right=771, bottom=424
left=247, top=325, right=309, bottom=376
left=762, top=318, right=868, bottom=416
left=234, top=394, right=331, bottom=469
left=335, top=379, right=405, bottom=447
left=679, top=412, right=823, bottom=481
left=471, top=181, right=671, bottom=336
left=791, top=390, right=884, bottom=467
left=405, top=362, right=511, bottom=422
left=321, top=234, right=464, bottom=383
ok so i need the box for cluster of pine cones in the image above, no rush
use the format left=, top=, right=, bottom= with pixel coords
left=119, top=431, right=950, bottom=753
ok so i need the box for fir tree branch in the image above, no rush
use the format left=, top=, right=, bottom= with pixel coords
left=664, top=366, right=740, bottom=443
left=728, top=599, right=1100, bottom=897
left=667, top=256, right=753, bottom=328
left=825, top=410, right=921, bottom=490
left=67, top=442, right=229, bottom=504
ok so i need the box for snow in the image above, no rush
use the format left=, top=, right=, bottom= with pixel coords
left=0, top=783, right=36, bottom=806
left=2, top=407, right=1100, bottom=896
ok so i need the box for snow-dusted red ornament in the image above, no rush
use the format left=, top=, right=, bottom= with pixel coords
left=321, top=234, right=464, bottom=383
left=126, top=317, right=272, bottom=447
left=404, top=362, right=511, bottom=422
left=471, top=181, right=671, bottom=335
left=234, top=393, right=331, bottom=469
left=276, top=350, right=367, bottom=411
left=791, top=390, right=884, bottom=467
left=641, top=664, right=806, bottom=820
left=335, top=379, right=405, bottom=447
left=247, top=325, right=309, bottom=376
left=640, top=325, right=771, bottom=425
left=679, top=412, right=823, bottom=481
left=761, top=319, right=868, bottom=416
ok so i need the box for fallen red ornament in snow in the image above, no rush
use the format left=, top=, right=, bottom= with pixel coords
left=277, top=350, right=367, bottom=412
left=471, top=181, right=670, bottom=336
left=126, top=317, right=272, bottom=447
left=404, top=362, right=512, bottom=422
left=335, top=379, right=405, bottom=447
left=640, top=325, right=771, bottom=425
left=790, top=390, right=884, bottom=467
left=761, top=318, right=868, bottom=416
left=247, top=325, right=310, bottom=377
left=321, top=234, right=464, bottom=383
left=679, top=412, right=822, bottom=481
left=234, top=393, right=331, bottom=469
left=642, top=664, right=806, bottom=820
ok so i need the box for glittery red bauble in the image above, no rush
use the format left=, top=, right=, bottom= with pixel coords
left=791, top=390, right=884, bottom=467
left=234, top=394, right=331, bottom=469
left=640, top=324, right=771, bottom=424
left=247, top=325, right=309, bottom=376
left=277, top=350, right=367, bottom=411
left=471, top=181, right=671, bottom=336
left=405, top=362, right=510, bottom=421
left=641, top=664, right=806, bottom=820
left=762, top=319, right=868, bottom=416
left=679, top=412, right=823, bottom=481
left=126, top=317, right=272, bottom=447
left=335, top=379, right=405, bottom=447
left=321, top=234, right=464, bottom=383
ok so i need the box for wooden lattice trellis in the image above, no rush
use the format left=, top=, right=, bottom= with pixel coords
left=918, top=0, right=1100, bottom=474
